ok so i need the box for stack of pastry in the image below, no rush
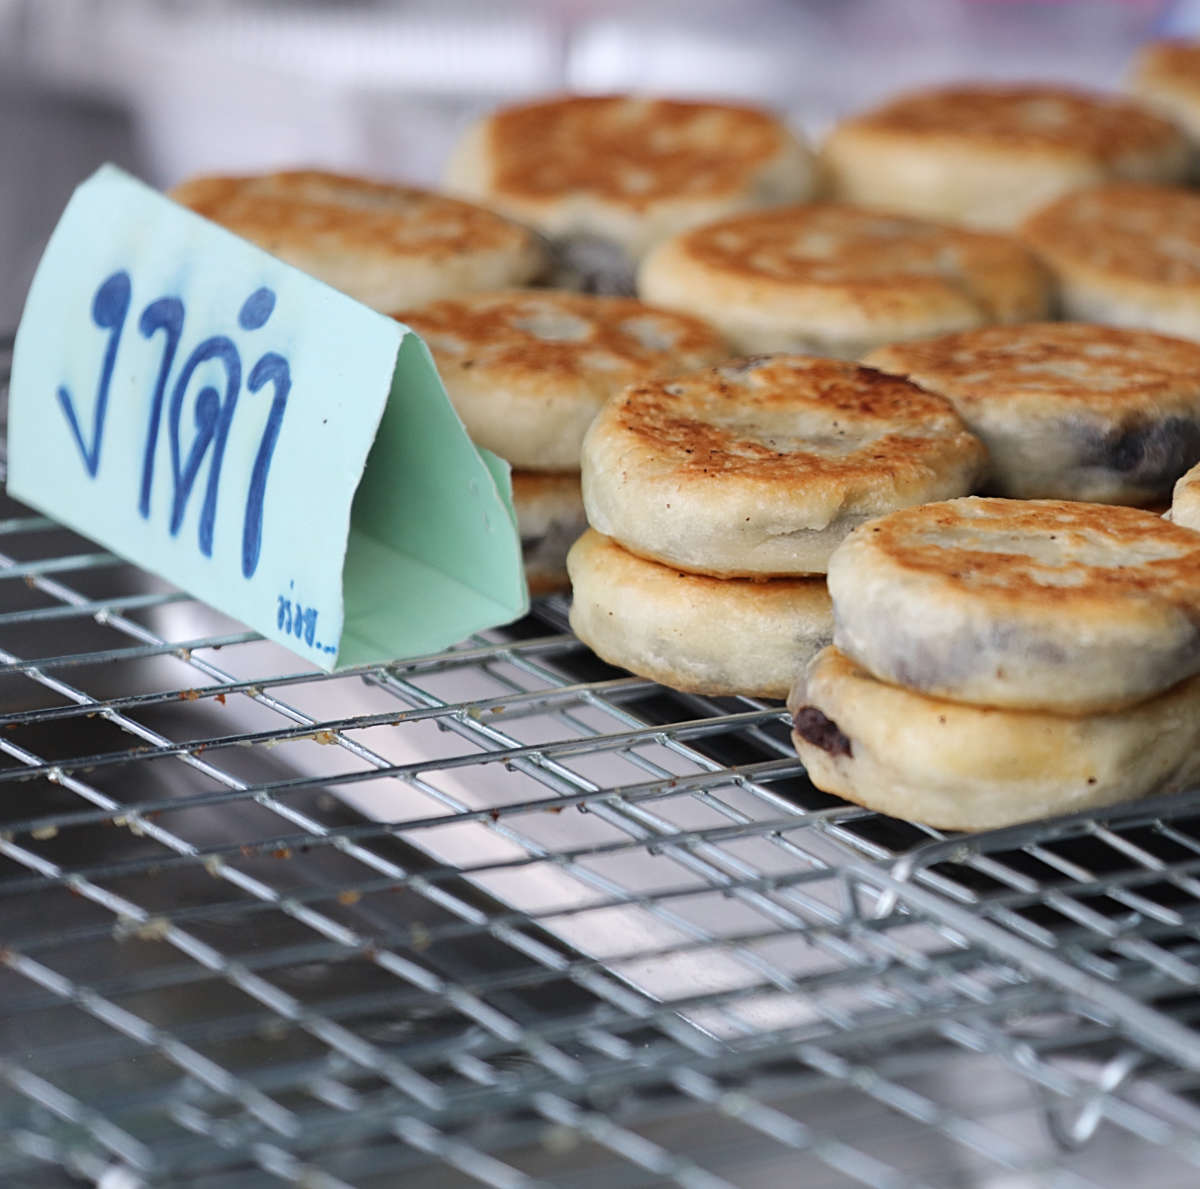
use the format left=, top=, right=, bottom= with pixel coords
left=392, top=290, right=730, bottom=593
left=790, top=498, right=1200, bottom=831
left=567, top=354, right=985, bottom=698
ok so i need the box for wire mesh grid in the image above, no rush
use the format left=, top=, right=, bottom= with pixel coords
left=2, top=336, right=1200, bottom=1187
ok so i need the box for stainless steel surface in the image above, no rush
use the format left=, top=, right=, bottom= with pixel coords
left=3, top=345, right=1200, bottom=1188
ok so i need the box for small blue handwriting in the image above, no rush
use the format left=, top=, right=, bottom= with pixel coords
left=57, top=271, right=290, bottom=580
left=278, top=583, right=336, bottom=655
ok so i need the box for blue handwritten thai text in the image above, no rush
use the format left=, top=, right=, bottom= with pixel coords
left=58, top=272, right=290, bottom=580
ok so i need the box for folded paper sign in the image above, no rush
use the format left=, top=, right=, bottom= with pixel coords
left=7, top=165, right=528, bottom=669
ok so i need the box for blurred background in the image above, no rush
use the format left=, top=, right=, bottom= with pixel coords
left=0, top=0, right=1193, bottom=329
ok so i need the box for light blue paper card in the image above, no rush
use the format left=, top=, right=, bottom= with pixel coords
left=7, top=165, right=528, bottom=669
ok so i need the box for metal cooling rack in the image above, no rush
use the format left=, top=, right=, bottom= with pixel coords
left=4, top=335, right=1200, bottom=1188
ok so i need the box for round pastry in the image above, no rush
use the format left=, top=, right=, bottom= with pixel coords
left=788, top=646, right=1200, bottom=832
left=567, top=529, right=832, bottom=698
left=394, top=290, right=729, bottom=470
left=1021, top=182, right=1200, bottom=342
left=637, top=204, right=1050, bottom=358
left=445, top=94, right=817, bottom=289
left=828, top=497, right=1200, bottom=714
left=822, top=84, right=1189, bottom=229
left=169, top=169, right=547, bottom=311
left=1168, top=461, right=1200, bottom=533
left=512, top=471, right=587, bottom=596
left=864, top=323, right=1200, bottom=505
left=1128, top=41, right=1200, bottom=148
left=580, top=355, right=986, bottom=577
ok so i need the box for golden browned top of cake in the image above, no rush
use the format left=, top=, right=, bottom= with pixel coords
left=599, top=355, right=982, bottom=489
left=395, top=290, right=727, bottom=395
left=169, top=169, right=547, bottom=309
left=1130, top=40, right=1200, bottom=101
left=1021, top=181, right=1200, bottom=287
left=866, top=321, right=1200, bottom=406
left=657, top=203, right=1047, bottom=322
left=173, top=169, right=536, bottom=259
left=835, top=84, right=1184, bottom=159
left=857, top=497, right=1200, bottom=607
left=480, top=95, right=796, bottom=207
